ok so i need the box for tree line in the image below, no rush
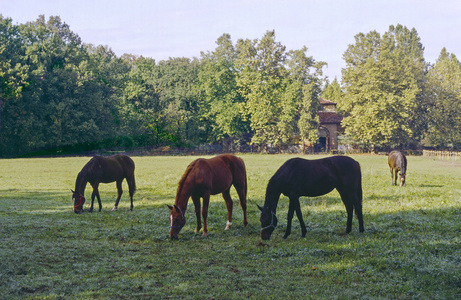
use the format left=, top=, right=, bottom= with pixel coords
left=1, top=16, right=460, bottom=157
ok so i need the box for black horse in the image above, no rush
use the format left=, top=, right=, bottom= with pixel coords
left=72, top=154, right=136, bottom=213
left=258, top=156, right=364, bottom=240
left=388, top=150, right=407, bottom=187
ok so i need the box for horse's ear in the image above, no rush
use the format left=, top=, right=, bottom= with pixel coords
left=167, top=205, right=173, bottom=211
left=174, top=205, right=180, bottom=211
left=257, top=204, right=263, bottom=212
left=71, top=189, right=74, bottom=193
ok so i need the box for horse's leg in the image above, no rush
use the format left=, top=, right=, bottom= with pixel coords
left=355, top=200, right=365, bottom=233
left=283, top=197, right=297, bottom=239
left=394, top=170, right=398, bottom=186
left=112, top=180, right=123, bottom=211
left=192, top=195, right=202, bottom=233
left=201, top=192, right=210, bottom=237
left=127, top=176, right=136, bottom=211
left=234, top=184, right=248, bottom=227
left=390, top=168, right=395, bottom=186
left=343, top=196, right=355, bottom=234
left=90, top=188, right=96, bottom=213
left=222, top=189, right=233, bottom=230
left=90, top=183, right=101, bottom=212
left=294, top=198, right=307, bottom=237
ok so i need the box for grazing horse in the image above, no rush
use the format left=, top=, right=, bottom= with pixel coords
left=168, top=154, right=248, bottom=239
left=258, top=156, right=364, bottom=240
left=72, top=154, right=136, bottom=213
left=388, top=150, right=407, bottom=187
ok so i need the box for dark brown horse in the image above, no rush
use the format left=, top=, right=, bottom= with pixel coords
left=72, top=154, right=136, bottom=213
left=258, top=156, right=364, bottom=240
left=388, top=150, right=407, bottom=186
left=168, top=154, right=248, bottom=239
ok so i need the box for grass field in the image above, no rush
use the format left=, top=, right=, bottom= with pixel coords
left=0, top=154, right=460, bottom=299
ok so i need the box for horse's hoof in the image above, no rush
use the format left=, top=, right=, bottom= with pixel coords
left=111, top=206, right=117, bottom=211
left=202, top=232, right=207, bottom=237
left=225, top=221, right=232, bottom=230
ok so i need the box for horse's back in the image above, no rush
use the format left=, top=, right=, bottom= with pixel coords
left=272, top=156, right=360, bottom=197
left=187, top=154, right=245, bottom=195
left=388, top=151, right=406, bottom=169
left=112, top=154, right=135, bottom=173
left=90, top=155, right=135, bottom=183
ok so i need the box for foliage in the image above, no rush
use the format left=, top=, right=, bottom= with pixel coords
left=341, top=25, right=426, bottom=149
left=424, top=48, right=461, bottom=149
left=0, top=15, right=327, bottom=156
left=2, top=14, right=461, bottom=156
left=0, top=154, right=460, bottom=298
left=198, top=34, right=250, bottom=147
left=235, top=31, right=324, bottom=151
left=321, top=78, right=343, bottom=110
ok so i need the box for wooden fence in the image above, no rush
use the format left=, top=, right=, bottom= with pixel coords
left=423, top=150, right=461, bottom=161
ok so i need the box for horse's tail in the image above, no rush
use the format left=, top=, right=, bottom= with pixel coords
left=235, top=157, right=247, bottom=198
left=121, top=155, right=137, bottom=193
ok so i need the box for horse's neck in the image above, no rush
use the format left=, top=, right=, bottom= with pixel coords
left=175, top=180, right=192, bottom=212
left=75, top=172, right=88, bottom=195
left=264, top=180, right=281, bottom=213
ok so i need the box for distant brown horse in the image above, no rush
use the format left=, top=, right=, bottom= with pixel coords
left=168, top=154, right=248, bottom=239
left=388, top=150, right=407, bottom=187
left=72, top=154, right=136, bottom=213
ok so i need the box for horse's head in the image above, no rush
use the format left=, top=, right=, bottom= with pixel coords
left=400, top=173, right=406, bottom=187
left=72, top=190, right=85, bottom=213
left=168, top=205, right=186, bottom=240
left=258, top=204, right=277, bottom=240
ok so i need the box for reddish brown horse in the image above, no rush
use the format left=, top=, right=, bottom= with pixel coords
left=168, top=154, right=248, bottom=239
left=388, top=150, right=407, bottom=186
left=72, top=154, right=136, bottom=213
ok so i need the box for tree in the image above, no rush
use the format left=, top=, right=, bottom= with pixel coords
left=0, top=16, right=29, bottom=152
left=425, top=48, right=461, bottom=149
left=340, top=25, right=426, bottom=150
left=321, top=77, right=343, bottom=106
left=198, top=34, right=249, bottom=148
left=235, top=31, right=324, bottom=151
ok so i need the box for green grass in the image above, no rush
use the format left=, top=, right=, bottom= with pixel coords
left=0, top=154, right=460, bottom=299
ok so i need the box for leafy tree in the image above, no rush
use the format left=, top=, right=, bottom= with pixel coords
left=321, top=78, right=343, bottom=106
left=235, top=31, right=324, bottom=151
left=341, top=24, right=426, bottom=150
left=198, top=34, right=249, bottom=148
left=152, top=57, right=202, bottom=145
left=0, top=16, right=29, bottom=153
left=425, top=48, right=461, bottom=149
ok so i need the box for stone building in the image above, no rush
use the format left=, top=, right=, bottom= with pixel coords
left=316, top=98, right=343, bottom=153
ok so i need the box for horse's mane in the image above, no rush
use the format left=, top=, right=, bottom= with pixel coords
left=264, top=178, right=282, bottom=212
left=176, top=159, right=198, bottom=203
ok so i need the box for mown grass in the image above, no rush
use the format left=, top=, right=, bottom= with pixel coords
left=0, top=154, right=460, bottom=299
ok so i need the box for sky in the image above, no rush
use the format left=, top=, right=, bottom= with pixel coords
left=2, top=0, right=461, bottom=81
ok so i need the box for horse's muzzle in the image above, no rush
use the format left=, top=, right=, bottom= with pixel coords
left=261, top=232, right=272, bottom=240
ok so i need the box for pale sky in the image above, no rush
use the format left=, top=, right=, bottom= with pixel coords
left=2, top=0, right=460, bottom=80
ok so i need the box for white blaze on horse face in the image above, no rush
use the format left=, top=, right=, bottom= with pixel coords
left=170, top=214, right=173, bottom=227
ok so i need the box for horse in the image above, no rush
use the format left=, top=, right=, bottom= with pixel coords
left=258, top=156, right=364, bottom=240
left=168, top=154, right=248, bottom=239
left=388, top=150, right=407, bottom=187
left=72, top=154, right=136, bottom=213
